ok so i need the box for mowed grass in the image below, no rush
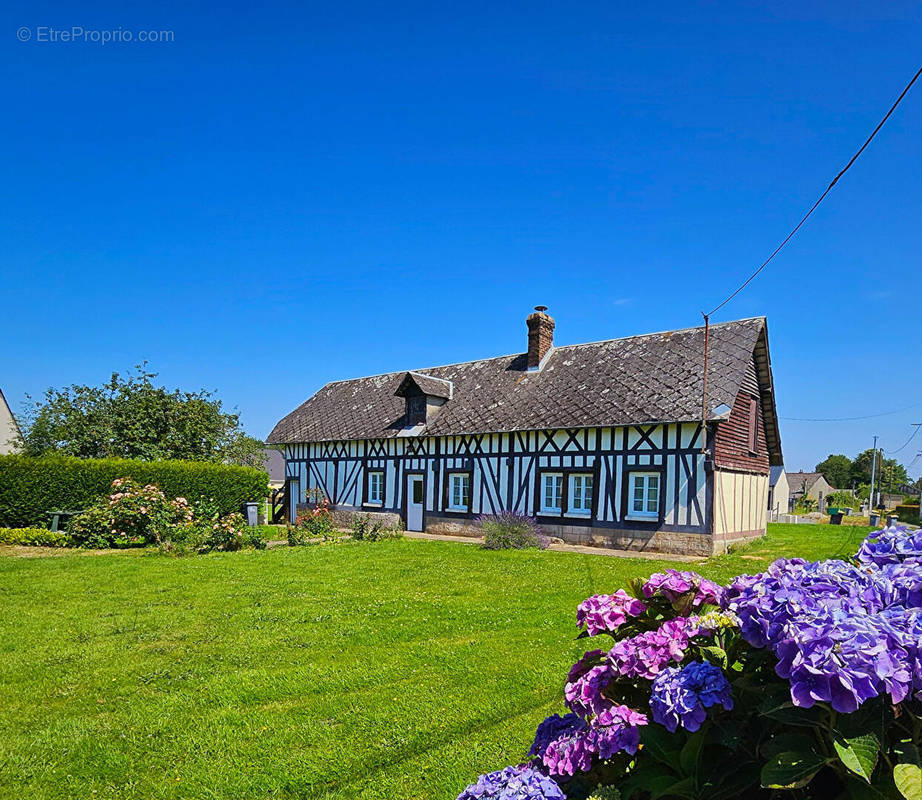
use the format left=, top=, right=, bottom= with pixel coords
left=0, top=523, right=870, bottom=800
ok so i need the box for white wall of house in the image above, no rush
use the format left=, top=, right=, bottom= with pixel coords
left=0, top=391, right=19, bottom=455
left=713, top=470, right=768, bottom=541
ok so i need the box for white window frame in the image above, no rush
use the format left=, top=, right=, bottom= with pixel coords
left=447, top=472, right=470, bottom=512
left=540, top=472, right=563, bottom=514
left=367, top=471, right=384, bottom=506
left=627, top=472, right=660, bottom=520
left=567, top=473, right=594, bottom=516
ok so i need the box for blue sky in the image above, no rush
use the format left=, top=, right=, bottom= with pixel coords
left=2, top=1, right=920, bottom=477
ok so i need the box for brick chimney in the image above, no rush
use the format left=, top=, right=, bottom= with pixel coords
left=526, top=306, right=555, bottom=369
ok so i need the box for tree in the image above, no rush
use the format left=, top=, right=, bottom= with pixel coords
left=18, top=364, right=260, bottom=463
left=850, top=449, right=908, bottom=493
left=814, top=454, right=852, bottom=489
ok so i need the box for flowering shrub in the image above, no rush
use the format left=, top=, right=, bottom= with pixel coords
left=287, top=499, right=338, bottom=545
left=456, top=525, right=922, bottom=800
left=69, top=478, right=192, bottom=547
left=478, top=511, right=549, bottom=550
left=68, top=478, right=265, bottom=554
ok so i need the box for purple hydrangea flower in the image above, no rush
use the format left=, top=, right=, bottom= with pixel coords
left=856, top=525, right=922, bottom=567
left=609, top=617, right=700, bottom=680
left=565, top=662, right=616, bottom=717
left=650, top=661, right=733, bottom=732
left=456, top=764, right=566, bottom=800
left=643, top=569, right=724, bottom=607
left=528, top=713, right=587, bottom=761
left=576, top=590, right=646, bottom=636
left=541, top=705, right=647, bottom=777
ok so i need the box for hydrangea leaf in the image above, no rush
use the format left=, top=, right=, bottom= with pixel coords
left=894, top=763, right=922, bottom=800
left=679, top=732, right=705, bottom=775
left=697, top=644, right=728, bottom=670
left=760, top=751, right=828, bottom=789
left=638, top=724, right=682, bottom=772
left=833, top=732, right=880, bottom=782
left=757, top=694, right=825, bottom=728
left=650, top=775, right=696, bottom=800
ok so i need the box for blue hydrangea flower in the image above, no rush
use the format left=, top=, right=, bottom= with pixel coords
left=856, top=525, right=922, bottom=566
left=455, top=765, right=566, bottom=800
left=650, top=660, right=733, bottom=732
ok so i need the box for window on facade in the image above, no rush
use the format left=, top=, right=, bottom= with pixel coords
left=629, top=472, right=660, bottom=518
left=748, top=396, right=758, bottom=454
left=568, top=473, right=593, bottom=515
left=448, top=473, right=470, bottom=511
left=540, top=472, right=563, bottom=513
left=367, top=471, right=384, bottom=505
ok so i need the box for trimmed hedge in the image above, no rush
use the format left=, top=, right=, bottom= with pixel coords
left=893, top=504, right=921, bottom=524
left=0, top=455, right=269, bottom=529
left=0, top=527, right=71, bottom=547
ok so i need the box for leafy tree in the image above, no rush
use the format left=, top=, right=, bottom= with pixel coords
left=17, top=364, right=260, bottom=463
left=850, top=449, right=908, bottom=494
left=814, top=454, right=852, bottom=489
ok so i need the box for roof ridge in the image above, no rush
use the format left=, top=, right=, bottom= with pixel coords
left=320, top=317, right=765, bottom=387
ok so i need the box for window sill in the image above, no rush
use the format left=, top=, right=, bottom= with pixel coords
left=625, top=514, right=659, bottom=523
left=364, top=502, right=384, bottom=508
left=539, top=509, right=562, bottom=516
left=564, top=512, right=592, bottom=519
left=445, top=507, right=469, bottom=514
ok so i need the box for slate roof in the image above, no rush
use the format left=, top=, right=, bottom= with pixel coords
left=769, top=465, right=786, bottom=487
left=268, top=317, right=781, bottom=459
left=787, top=472, right=834, bottom=493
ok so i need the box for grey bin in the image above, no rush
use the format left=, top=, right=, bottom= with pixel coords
left=886, top=514, right=900, bottom=528
left=869, top=513, right=881, bottom=527
left=244, top=502, right=259, bottom=527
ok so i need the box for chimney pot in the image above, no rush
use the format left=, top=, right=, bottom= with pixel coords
left=526, top=306, right=555, bottom=369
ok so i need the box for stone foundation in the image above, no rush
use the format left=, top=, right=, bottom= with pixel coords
left=423, top=515, right=752, bottom=557
left=296, top=504, right=402, bottom=531
left=297, top=507, right=765, bottom=556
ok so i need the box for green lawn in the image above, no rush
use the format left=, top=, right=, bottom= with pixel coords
left=0, top=523, right=871, bottom=800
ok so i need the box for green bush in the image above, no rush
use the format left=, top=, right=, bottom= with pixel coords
left=893, top=504, right=920, bottom=524
left=0, top=527, right=71, bottom=547
left=0, top=455, right=269, bottom=528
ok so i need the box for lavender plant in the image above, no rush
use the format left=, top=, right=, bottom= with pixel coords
left=456, top=525, right=922, bottom=800
left=478, top=511, right=549, bottom=550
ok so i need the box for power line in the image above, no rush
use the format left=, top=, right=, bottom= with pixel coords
left=706, top=65, right=922, bottom=317
left=883, top=423, right=922, bottom=455
left=781, top=399, right=922, bottom=422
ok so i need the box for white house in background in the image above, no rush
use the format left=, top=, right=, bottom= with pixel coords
left=768, top=466, right=790, bottom=520
left=268, top=309, right=783, bottom=556
left=0, top=386, right=21, bottom=455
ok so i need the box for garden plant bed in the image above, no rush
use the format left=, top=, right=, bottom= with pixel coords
left=0, top=523, right=871, bottom=799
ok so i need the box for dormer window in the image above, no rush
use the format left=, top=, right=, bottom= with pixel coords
left=394, top=372, right=453, bottom=429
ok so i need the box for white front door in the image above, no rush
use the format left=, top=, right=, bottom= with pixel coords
left=406, top=475, right=424, bottom=531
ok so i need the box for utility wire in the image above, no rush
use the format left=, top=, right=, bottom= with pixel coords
left=883, top=423, right=922, bottom=455
left=781, top=399, right=922, bottom=423
left=705, top=65, right=922, bottom=318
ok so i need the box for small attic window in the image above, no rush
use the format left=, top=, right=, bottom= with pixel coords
left=394, top=372, right=453, bottom=429
left=406, top=395, right=427, bottom=426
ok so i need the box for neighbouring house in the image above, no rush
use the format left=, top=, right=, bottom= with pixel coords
left=0, top=386, right=21, bottom=455
left=261, top=448, right=286, bottom=489
left=267, top=309, right=782, bottom=556
left=787, top=471, right=836, bottom=510
left=767, top=466, right=790, bottom=520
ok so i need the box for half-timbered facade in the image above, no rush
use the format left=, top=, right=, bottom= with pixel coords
left=268, top=310, right=782, bottom=555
